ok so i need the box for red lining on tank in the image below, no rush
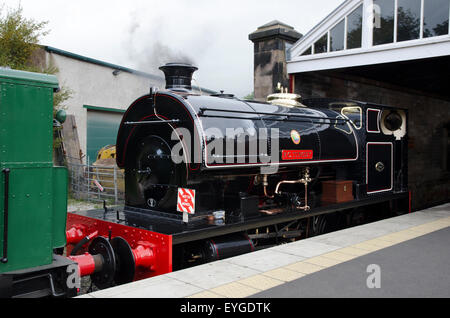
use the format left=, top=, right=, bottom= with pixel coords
left=120, top=114, right=159, bottom=165
left=206, top=156, right=357, bottom=166
left=118, top=93, right=201, bottom=171
left=117, top=95, right=151, bottom=166
left=155, top=93, right=201, bottom=171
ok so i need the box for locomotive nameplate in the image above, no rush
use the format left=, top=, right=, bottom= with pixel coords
left=282, top=150, right=313, bottom=161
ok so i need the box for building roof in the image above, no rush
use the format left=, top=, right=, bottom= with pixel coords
left=257, top=20, right=295, bottom=30
left=287, top=0, right=450, bottom=74
left=249, top=20, right=302, bottom=42
left=45, top=46, right=163, bottom=81
left=44, top=46, right=217, bottom=94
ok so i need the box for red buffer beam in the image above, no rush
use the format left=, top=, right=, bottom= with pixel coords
left=66, top=213, right=172, bottom=280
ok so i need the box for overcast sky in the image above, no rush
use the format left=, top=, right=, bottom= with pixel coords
left=2, top=0, right=343, bottom=97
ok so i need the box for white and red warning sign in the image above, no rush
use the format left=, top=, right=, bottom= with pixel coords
left=93, top=179, right=104, bottom=192
left=177, top=188, right=196, bottom=214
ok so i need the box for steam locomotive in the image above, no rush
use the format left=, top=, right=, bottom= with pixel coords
left=66, top=63, right=409, bottom=288
left=0, top=64, right=409, bottom=297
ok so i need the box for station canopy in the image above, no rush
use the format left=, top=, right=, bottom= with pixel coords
left=287, top=0, right=450, bottom=98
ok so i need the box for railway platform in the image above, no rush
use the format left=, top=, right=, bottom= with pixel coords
left=79, top=202, right=450, bottom=298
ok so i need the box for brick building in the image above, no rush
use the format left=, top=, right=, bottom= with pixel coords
left=250, top=0, right=450, bottom=210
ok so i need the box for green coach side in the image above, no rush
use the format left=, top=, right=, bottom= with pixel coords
left=0, top=68, right=68, bottom=273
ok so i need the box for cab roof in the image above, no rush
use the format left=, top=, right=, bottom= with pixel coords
left=0, top=68, right=59, bottom=89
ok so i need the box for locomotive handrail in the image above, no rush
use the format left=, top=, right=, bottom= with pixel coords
left=198, top=107, right=350, bottom=123
left=198, top=113, right=349, bottom=125
left=1, top=168, right=10, bottom=264
left=124, top=119, right=181, bottom=126
left=198, top=114, right=329, bottom=124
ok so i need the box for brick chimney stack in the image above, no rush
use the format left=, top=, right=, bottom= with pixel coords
left=249, top=20, right=302, bottom=101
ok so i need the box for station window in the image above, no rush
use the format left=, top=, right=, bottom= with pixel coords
left=330, top=19, right=345, bottom=51
left=314, top=34, right=328, bottom=54
left=373, top=0, right=395, bottom=45
left=301, top=46, right=312, bottom=56
left=298, top=4, right=362, bottom=57
left=373, top=0, right=450, bottom=45
left=397, top=0, right=421, bottom=42
left=347, top=4, right=363, bottom=49
left=297, top=0, right=449, bottom=58
left=423, top=0, right=449, bottom=38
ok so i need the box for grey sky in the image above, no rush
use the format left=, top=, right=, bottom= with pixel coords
left=2, top=0, right=343, bottom=97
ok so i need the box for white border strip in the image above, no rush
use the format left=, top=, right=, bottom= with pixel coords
left=366, top=142, right=393, bottom=194
left=366, top=108, right=381, bottom=133
left=203, top=121, right=359, bottom=170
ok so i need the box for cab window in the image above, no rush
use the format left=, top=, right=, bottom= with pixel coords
left=341, top=106, right=362, bottom=129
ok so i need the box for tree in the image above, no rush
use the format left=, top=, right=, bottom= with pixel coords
left=397, top=7, right=420, bottom=41
left=243, top=92, right=254, bottom=100
left=0, top=5, right=48, bottom=70
left=0, top=4, right=73, bottom=154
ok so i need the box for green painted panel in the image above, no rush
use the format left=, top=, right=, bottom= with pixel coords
left=52, top=167, right=68, bottom=248
left=84, top=105, right=126, bottom=114
left=0, top=68, right=58, bottom=89
left=0, top=70, right=61, bottom=273
left=0, top=82, right=54, bottom=164
left=0, top=168, right=54, bottom=273
left=86, top=110, right=123, bottom=163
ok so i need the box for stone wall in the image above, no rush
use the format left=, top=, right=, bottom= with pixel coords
left=249, top=21, right=302, bottom=101
left=294, top=72, right=450, bottom=211
left=253, top=38, right=290, bottom=101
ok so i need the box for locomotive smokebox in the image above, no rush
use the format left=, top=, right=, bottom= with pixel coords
left=159, top=63, right=198, bottom=91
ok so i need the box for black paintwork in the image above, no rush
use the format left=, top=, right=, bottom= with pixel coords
left=0, top=255, right=77, bottom=298
left=117, top=93, right=358, bottom=171
left=115, top=92, right=365, bottom=215
left=159, top=63, right=198, bottom=91
left=367, top=143, right=393, bottom=193
left=114, top=72, right=408, bottom=243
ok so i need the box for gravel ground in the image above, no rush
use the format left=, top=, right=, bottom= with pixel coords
left=67, top=200, right=99, bottom=212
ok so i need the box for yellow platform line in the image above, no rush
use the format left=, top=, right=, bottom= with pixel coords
left=186, top=216, right=450, bottom=298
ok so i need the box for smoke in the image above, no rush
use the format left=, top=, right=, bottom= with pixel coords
left=136, top=42, right=196, bottom=72
left=124, top=11, right=196, bottom=74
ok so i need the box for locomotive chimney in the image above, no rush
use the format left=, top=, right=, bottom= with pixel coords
left=159, top=63, right=198, bottom=91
